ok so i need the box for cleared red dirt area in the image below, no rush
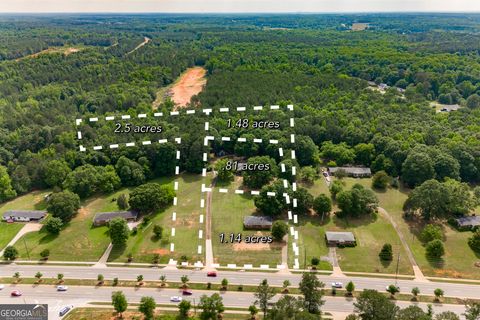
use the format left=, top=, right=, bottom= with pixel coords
left=170, top=67, right=207, bottom=109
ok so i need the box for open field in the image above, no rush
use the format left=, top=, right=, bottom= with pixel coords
left=108, top=174, right=204, bottom=264
left=211, top=176, right=283, bottom=266
left=341, top=177, right=480, bottom=279
left=13, top=196, right=111, bottom=261
left=295, top=177, right=413, bottom=274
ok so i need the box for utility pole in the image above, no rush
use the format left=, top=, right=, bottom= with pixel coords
left=23, top=238, right=30, bottom=260
left=394, top=251, right=400, bottom=286
left=303, top=247, right=307, bottom=272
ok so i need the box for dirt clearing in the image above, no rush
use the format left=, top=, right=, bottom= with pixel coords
left=170, top=67, right=207, bottom=109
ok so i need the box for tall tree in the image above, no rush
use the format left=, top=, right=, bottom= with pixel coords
left=138, top=296, right=156, bottom=320
left=0, top=165, right=16, bottom=203
left=199, top=293, right=225, bottom=320
left=254, top=279, right=276, bottom=318
left=46, top=191, right=80, bottom=222
left=354, top=289, right=398, bottom=320
left=129, top=183, right=175, bottom=213
left=299, top=272, right=325, bottom=314
left=111, top=291, right=128, bottom=318
left=109, top=217, right=130, bottom=246
left=43, top=160, right=71, bottom=188
left=243, top=156, right=277, bottom=189
left=401, top=150, right=435, bottom=187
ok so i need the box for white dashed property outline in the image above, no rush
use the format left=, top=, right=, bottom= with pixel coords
left=74, top=105, right=286, bottom=152
left=74, top=104, right=301, bottom=269
left=75, top=113, right=184, bottom=264
left=201, top=104, right=301, bottom=270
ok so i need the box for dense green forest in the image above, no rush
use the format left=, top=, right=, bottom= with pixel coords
left=0, top=14, right=479, bottom=213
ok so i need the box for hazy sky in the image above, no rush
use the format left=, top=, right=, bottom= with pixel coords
left=1, top=0, right=480, bottom=13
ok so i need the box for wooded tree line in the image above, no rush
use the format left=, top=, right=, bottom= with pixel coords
left=0, top=15, right=479, bottom=217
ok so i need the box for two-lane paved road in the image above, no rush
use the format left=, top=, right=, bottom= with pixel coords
left=0, top=264, right=478, bottom=300
left=0, top=284, right=469, bottom=320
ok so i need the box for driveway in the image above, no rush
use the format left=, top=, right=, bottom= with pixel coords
left=0, top=223, right=42, bottom=256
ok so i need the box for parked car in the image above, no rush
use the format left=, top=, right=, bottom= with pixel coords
left=170, top=296, right=182, bottom=302
left=331, top=282, right=343, bottom=288
left=207, top=271, right=217, bottom=277
left=182, top=290, right=193, bottom=296
left=11, top=290, right=22, bottom=297
left=59, top=305, right=73, bottom=317
left=57, top=285, right=68, bottom=291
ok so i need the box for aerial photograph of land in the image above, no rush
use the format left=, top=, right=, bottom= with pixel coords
left=0, top=0, right=480, bottom=319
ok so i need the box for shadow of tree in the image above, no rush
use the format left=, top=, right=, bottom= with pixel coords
left=107, top=244, right=127, bottom=262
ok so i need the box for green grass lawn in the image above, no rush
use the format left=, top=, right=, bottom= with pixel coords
left=108, top=174, right=204, bottom=264
left=287, top=216, right=332, bottom=270
left=341, top=177, right=480, bottom=279
left=0, top=190, right=52, bottom=252
left=211, top=176, right=283, bottom=266
left=295, top=177, right=413, bottom=274
left=0, top=222, right=23, bottom=251
left=0, top=190, right=50, bottom=214
left=14, top=195, right=111, bottom=261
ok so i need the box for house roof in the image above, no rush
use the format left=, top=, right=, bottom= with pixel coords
left=325, top=231, right=356, bottom=242
left=243, top=216, right=273, bottom=227
left=2, top=210, right=47, bottom=219
left=93, top=211, right=138, bottom=223
left=456, top=216, right=480, bottom=227
left=328, top=167, right=372, bottom=175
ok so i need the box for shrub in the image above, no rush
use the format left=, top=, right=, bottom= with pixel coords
left=40, top=249, right=50, bottom=259
left=3, top=246, right=18, bottom=261
left=372, top=171, right=390, bottom=189
left=379, top=243, right=393, bottom=261
left=421, top=225, right=443, bottom=243
left=426, top=239, right=445, bottom=259
left=117, top=193, right=129, bottom=210
left=153, top=225, right=163, bottom=239
left=468, top=230, right=480, bottom=253
left=271, top=220, right=288, bottom=241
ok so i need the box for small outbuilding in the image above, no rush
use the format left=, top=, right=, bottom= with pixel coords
left=325, top=231, right=356, bottom=247
left=455, top=216, right=480, bottom=230
left=328, top=167, right=372, bottom=178
left=2, top=210, right=47, bottom=222
left=93, top=211, right=138, bottom=227
left=243, top=216, right=273, bottom=230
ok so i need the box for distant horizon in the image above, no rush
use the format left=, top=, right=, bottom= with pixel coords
left=1, top=11, right=480, bottom=15
left=2, top=0, right=480, bottom=14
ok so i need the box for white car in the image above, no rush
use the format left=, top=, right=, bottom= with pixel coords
left=57, top=285, right=68, bottom=291
left=0, top=284, right=4, bottom=290
left=170, top=296, right=182, bottom=302
left=331, top=282, right=343, bottom=288
left=59, top=305, right=73, bottom=317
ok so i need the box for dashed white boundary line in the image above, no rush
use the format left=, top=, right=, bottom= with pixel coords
left=201, top=104, right=299, bottom=269
left=74, top=104, right=299, bottom=268
left=75, top=105, right=293, bottom=152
